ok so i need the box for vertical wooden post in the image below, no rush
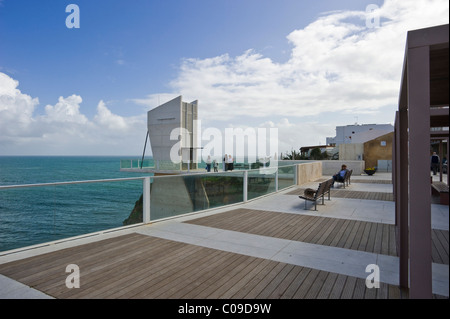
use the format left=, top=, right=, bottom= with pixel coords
left=408, top=45, right=432, bottom=298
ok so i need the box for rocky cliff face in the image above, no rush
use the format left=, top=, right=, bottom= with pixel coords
left=123, top=194, right=143, bottom=226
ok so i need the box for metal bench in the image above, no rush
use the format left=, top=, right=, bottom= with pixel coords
left=334, top=169, right=352, bottom=188
left=299, top=178, right=333, bottom=210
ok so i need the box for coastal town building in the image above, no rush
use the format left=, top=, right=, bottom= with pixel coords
left=326, top=123, right=393, bottom=146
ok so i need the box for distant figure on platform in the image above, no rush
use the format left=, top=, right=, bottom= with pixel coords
left=213, top=159, right=218, bottom=172
left=332, top=164, right=348, bottom=187
left=228, top=155, right=234, bottom=171
left=223, top=154, right=228, bottom=171
left=206, top=155, right=212, bottom=172
left=431, top=152, right=440, bottom=175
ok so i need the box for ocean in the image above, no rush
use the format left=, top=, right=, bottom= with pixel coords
left=0, top=156, right=151, bottom=252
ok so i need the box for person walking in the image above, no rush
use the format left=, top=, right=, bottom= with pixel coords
left=431, top=152, right=440, bottom=175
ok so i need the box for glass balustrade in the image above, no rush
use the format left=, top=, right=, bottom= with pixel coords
left=0, top=164, right=298, bottom=252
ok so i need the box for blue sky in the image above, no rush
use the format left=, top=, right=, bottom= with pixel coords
left=0, top=0, right=448, bottom=155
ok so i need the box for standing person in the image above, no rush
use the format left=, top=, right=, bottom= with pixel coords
left=223, top=154, right=228, bottom=171
left=206, top=155, right=212, bottom=172
left=431, top=152, right=440, bottom=175
left=228, top=154, right=234, bottom=171
left=213, top=159, right=218, bottom=172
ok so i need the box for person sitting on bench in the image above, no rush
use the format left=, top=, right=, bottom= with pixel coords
left=332, top=164, right=348, bottom=187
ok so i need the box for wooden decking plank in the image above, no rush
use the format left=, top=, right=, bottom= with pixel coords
left=316, top=272, right=338, bottom=299
left=287, top=215, right=319, bottom=241
left=0, top=233, right=150, bottom=289
left=85, top=240, right=209, bottom=298
left=358, top=222, right=373, bottom=252
left=231, top=260, right=280, bottom=299
left=328, top=219, right=352, bottom=247
left=343, top=220, right=362, bottom=250
left=134, top=247, right=227, bottom=299
left=276, top=267, right=311, bottom=299
left=244, top=262, right=287, bottom=299
left=54, top=238, right=203, bottom=299
left=256, top=263, right=295, bottom=299
left=376, top=282, right=389, bottom=299
left=340, top=275, right=357, bottom=299
left=381, top=224, right=390, bottom=255
left=179, top=253, right=254, bottom=299
left=108, top=244, right=211, bottom=299
left=0, top=233, right=143, bottom=278
left=304, top=270, right=329, bottom=299
left=432, top=230, right=449, bottom=264
left=36, top=235, right=177, bottom=296
left=292, top=268, right=320, bottom=299
left=316, top=218, right=341, bottom=246
left=365, top=220, right=378, bottom=253
left=350, top=221, right=367, bottom=251
left=158, top=250, right=241, bottom=299
left=74, top=240, right=201, bottom=299
left=373, top=222, right=384, bottom=254
left=328, top=273, right=347, bottom=299
left=352, top=278, right=366, bottom=299
left=267, top=213, right=301, bottom=239
left=309, top=217, right=337, bottom=244
left=300, top=217, right=331, bottom=243
left=364, top=282, right=377, bottom=299
left=388, top=224, right=398, bottom=256
left=267, top=264, right=303, bottom=299
left=216, top=259, right=273, bottom=299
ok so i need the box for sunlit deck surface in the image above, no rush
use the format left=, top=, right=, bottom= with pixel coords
left=0, top=173, right=448, bottom=299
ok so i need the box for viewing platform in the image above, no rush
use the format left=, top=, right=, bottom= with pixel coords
left=0, top=172, right=448, bottom=299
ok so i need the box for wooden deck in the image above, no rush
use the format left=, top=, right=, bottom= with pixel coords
left=0, top=233, right=409, bottom=299
left=0, top=177, right=447, bottom=299
left=286, top=187, right=394, bottom=201
left=186, top=208, right=398, bottom=256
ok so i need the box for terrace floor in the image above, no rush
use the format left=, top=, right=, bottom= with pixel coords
left=0, top=173, right=448, bottom=299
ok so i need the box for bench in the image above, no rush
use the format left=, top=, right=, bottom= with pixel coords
left=431, top=182, right=449, bottom=205
left=334, top=169, right=353, bottom=188
left=299, top=178, right=333, bottom=210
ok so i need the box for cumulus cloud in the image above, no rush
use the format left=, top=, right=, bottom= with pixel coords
left=44, top=95, right=88, bottom=124
left=169, top=0, right=449, bottom=122
left=0, top=72, right=39, bottom=137
left=0, top=72, right=145, bottom=155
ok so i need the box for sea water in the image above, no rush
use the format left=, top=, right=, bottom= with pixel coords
left=0, top=156, right=151, bottom=252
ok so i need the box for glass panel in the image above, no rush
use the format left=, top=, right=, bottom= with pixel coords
left=278, top=165, right=295, bottom=190
left=0, top=180, right=142, bottom=253
left=149, top=171, right=244, bottom=221
left=247, top=168, right=276, bottom=200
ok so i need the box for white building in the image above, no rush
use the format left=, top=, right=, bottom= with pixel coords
left=147, top=96, right=198, bottom=169
left=326, top=124, right=394, bottom=146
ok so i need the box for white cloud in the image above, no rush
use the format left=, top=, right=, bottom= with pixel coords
left=94, top=100, right=128, bottom=131
left=44, top=95, right=88, bottom=124
left=0, top=72, right=39, bottom=137
left=0, top=72, right=145, bottom=155
left=169, top=0, right=449, bottom=123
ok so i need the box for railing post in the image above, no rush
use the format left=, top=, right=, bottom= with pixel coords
left=294, top=164, right=298, bottom=185
left=275, top=169, right=279, bottom=192
left=143, top=177, right=151, bottom=223
left=243, top=170, right=248, bottom=202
